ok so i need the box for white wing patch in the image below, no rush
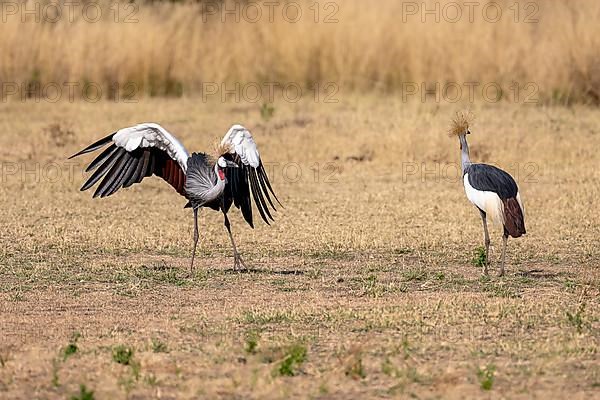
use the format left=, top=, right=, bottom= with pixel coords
left=221, top=124, right=261, bottom=168
left=112, top=123, right=190, bottom=172
left=463, top=173, right=505, bottom=225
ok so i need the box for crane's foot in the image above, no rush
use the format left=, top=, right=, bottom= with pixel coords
left=498, top=265, right=505, bottom=277
left=188, top=258, right=196, bottom=278
left=233, top=253, right=248, bottom=272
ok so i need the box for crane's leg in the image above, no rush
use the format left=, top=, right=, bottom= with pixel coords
left=499, top=233, right=508, bottom=277
left=190, top=207, right=199, bottom=275
left=223, top=212, right=247, bottom=271
left=479, top=210, right=490, bottom=275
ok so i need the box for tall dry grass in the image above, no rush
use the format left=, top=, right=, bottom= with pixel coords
left=1, top=0, right=600, bottom=103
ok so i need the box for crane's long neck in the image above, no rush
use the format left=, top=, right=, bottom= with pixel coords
left=459, top=135, right=471, bottom=175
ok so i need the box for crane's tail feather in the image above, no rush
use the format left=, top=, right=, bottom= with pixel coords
left=502, top=195, right=526, bottom=238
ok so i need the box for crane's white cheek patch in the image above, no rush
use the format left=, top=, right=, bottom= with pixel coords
left=463, top=173, right=505, bottom=225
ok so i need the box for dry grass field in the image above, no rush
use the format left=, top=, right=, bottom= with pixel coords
left=2, top=0, right=600, bottom=103
left=0, top=97, right=598, bottom=399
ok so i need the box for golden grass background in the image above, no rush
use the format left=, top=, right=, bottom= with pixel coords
left=2, top=0, right=600, bottom=103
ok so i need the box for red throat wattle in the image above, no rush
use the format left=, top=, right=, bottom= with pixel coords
left=218, top=169, right=225, bottom=180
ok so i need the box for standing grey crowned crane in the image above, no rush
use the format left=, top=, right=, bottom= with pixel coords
left=449, top=111, right=526, bottom=276
left=69, top=123, right=280, bottom=272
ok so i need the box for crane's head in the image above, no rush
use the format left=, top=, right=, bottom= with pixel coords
left=448, top=110, right=474, bottom=138
left=213, top=140, right=235, bottom=181
left=216, top=156, right=238, bottom=181
left=216, top=157, right=227, bottom=181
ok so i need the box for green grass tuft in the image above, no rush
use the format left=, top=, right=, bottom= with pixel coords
left=260, top=102, right=275, bottom=122
left=61, top=332, right=81, bottom=361
left=477, top=364, right=496, bottom=390
left=245, top=331, right=260, bottom=355
left=276, top=344, right=307, bottom=377
left=112, top=345, right=134, bottom=365
left=472, top=247, right=487, bottom=268
left=566, top=302, right=588, bottom=334
left=151, top=338, right=168, bottom=353
left=70, top=384, right=95, bottom=400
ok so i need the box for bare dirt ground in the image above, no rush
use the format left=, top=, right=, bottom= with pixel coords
left=0, top=98, right=598, bottom=399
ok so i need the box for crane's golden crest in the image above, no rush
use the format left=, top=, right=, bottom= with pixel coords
left=213, top=141, right=233, bottom=158
left=448, top=110, right=475, bottom=137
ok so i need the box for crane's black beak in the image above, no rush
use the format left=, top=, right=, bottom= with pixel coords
left=225, top=160, right=239, bottom=168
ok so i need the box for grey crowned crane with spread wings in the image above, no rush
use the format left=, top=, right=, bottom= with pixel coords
left=449, top=111, right=526, bottom=276
left=69, top=123, right=280, bottom=272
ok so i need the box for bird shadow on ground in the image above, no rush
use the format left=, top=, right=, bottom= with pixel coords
left=515, top=269, right=563, bottom=279
left=223, top=268, right=305, bottom=276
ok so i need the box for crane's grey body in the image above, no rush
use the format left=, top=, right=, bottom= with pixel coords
left=183, top=152, right=249, bottom=271
left=184, top=153, right=225, bottom=209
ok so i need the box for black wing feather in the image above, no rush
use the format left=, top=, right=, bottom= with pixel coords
left=466, top=163, right=518, bottom=199
left=123, top=156, right=142, bottom=188
left=85, top=144, right=118, bottom=172
left=258, top=162, right=282, bottom=206
left=69, top=133, right=114, bottom=159
left=257, top=166, right=276, bottom=210
left=137, top=151, right=152, bottom=182
left=247, top=167, right=270, bottom=225
left=224, top=160, right=254, bottom=227
left=94, top=151, right=130, bottom=198
left=146, top=152, right=156, bottom=178
left=222, top=167, right=236, bottom=214
left=223, top=154, right=279, bottom=228
left=237, top=168, right=253, bottom=225
left=80, top=147, right=125, bottom=191
left=107, top=155, right=138, bottom=195
left=251, top=168, right=274, bottom=222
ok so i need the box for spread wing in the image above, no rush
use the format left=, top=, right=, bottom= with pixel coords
left=69, top=123, right=189, bottom=198
left=221, top=125, right=281, bottom=227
